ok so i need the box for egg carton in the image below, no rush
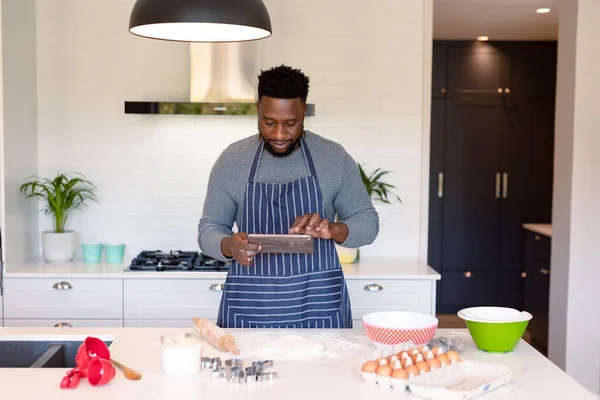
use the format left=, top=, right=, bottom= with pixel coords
left=359, top=341, right=463, bottom=392
left=407, top=361, right=513, bottom=400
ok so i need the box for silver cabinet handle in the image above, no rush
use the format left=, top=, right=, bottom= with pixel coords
left=209, top=283, right=224, bottom=292
left=521, top=272, right=527, bottom=279
left=534, top=235, right=541, bottom=240
left=464, top=271, right=475, bottom=278
left=495, top=173, right=501, bottom=198
left=54, top=322, right=73, bottom=328
left=53, top=282, right=73, bottom=290
left=505, top=88, right=511, bottom=94
left=363, top=283, right=383, bottom=291
left=502, top=173, right=508, bottom=198
left=540, top=268, right=550, bottom=276
left=497, top=88, right=503, bottom=94
left=438, top=172, right=444, bottom=198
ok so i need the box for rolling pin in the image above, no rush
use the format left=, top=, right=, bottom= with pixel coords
left=193, top=317, right=241, bottom=355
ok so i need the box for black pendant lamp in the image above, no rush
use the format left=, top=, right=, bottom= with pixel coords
left=129, top=0, right=272, bottom=43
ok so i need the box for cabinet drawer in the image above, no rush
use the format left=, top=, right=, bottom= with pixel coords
left=124, top=279, right=225, bottom=320
left=526, top=231, right=551, bottom=262
left=4, top=278, right=123, bottom=319
left=439, top=270, right=497, bottom=313
left=3, top=319, right=123, bottom=328
left=346, top=280, right=433, bottom=317
left=124, top=319, right=210, bottom=328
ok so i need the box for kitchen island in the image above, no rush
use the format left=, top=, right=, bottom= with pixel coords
left=0, top=326, right=595, bottom=400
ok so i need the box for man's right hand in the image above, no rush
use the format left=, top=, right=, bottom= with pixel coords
left=221, top=233, right=261, bottom=267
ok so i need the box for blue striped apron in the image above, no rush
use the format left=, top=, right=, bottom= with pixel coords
left=217, top=137, right=353, bottom=329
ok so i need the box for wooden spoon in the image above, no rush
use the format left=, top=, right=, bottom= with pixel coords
left=111, top=359, right=142, bottom=380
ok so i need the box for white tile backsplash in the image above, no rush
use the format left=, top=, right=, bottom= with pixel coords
left=35, top=0, right=429, bottom=260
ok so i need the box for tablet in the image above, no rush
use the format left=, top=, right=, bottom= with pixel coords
left=247, top=234, right=314, bottom=254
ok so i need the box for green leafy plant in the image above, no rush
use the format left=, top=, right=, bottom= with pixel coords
left=358, top=163, right=402, bottom=204
left=20, top=173, right=98, bottom=233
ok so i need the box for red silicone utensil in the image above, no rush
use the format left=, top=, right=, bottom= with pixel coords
left=87, top=357, right=116, bottom=386
left=75, top=337, right=111, bottom=372
left=60, top=368, right=83, bottom=389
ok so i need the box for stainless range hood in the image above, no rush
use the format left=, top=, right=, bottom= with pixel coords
left=125, top=42, right=315, bottom=116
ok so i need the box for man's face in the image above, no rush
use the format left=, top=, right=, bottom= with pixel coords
left=257, top=96, right=307, bottom=157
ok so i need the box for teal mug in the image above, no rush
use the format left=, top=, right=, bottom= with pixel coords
left=105, top=244, right=126, bottom=263
left=82, top=243, right=103, bottom=263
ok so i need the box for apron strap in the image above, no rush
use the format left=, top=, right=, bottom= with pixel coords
left=248, top=135, right=317, bottom=182
left=248, top=140, right=265, bottom=183
left=299, top=138, right=318, bottom=178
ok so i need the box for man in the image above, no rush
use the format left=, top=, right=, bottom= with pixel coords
left=198, top=65, right=379, bottom=328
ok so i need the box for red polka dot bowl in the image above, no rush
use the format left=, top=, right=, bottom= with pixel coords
left=362, top=311, right=439, bottom=349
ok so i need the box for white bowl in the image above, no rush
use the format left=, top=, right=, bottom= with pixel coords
left=362, top=311, right=439, bottom=349
left=457, top=307, right=533, bottom=323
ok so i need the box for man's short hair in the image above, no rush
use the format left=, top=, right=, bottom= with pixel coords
left=258, top=65, right=310, bottom=103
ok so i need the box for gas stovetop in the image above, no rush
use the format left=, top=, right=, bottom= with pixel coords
left=124, top=250, right=230, bottom=272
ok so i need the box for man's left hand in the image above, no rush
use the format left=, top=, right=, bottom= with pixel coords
left=289, top=213, right=333, bottom=239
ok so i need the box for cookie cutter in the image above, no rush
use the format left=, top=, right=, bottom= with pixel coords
left=225, top=359, right=244, bottom=369
left=257, top=372, right=278, bottom=382
left=202, top=357, right=278, bottom=384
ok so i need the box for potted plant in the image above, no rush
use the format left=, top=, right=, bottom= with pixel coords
left=358, top=163, right=402, bottom=204
left=20, top=173, right=98, bottom=261
left=336, top=163, right=402, bottom=264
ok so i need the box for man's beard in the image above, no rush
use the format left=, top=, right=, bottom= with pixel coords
left=259, top=125, right=304, bottom=158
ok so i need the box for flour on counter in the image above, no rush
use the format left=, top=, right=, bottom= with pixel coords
left=228, top=329, right=374, bottom=368
left=257, top=334, right=325, bottom=357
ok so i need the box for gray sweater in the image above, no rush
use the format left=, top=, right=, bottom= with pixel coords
left=197, top=131, right=379, bottom=261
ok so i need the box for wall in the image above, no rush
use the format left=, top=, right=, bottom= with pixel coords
left=2, top=0, right=39, bottom=266
left=35, top=0, right=432, bottom=260
left=550, top=0, right=600, bottom=394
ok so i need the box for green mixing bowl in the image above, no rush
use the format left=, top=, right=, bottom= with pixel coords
left=457, top=307, right=533, bottom=353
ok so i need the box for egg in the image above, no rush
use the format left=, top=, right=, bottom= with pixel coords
left=391, top=368, right=409, bottom=380
left=447, top=350, right=461, bottom=364
left=361, top=361, right=378, bottom=373
left=376, top=365, right=393, bottom=376
left=415, top=361, right=431, bottom=373
left=426, top=357, right=442, bottom=370
left=424, top=350, right=435, bottom=360
left=431, top=346, right=445, bottom=356
left=405, top=365, right=420, bottom=377
left=436, top=354, right=450, bottom=367
left=418, top=345, right=430, bottom=354
left=401, top=356, right=414, bottom=368
left=412, top=353, right=424, bottom=364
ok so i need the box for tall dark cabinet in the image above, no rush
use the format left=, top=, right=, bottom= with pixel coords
left=428, top=41, right=556, bottom=314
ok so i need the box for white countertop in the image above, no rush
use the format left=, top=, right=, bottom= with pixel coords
left=0, top=326, right=595, bottom=399
left=4, top=257, right=441, bottom=280
left=523, top=223, right=552, bottom=237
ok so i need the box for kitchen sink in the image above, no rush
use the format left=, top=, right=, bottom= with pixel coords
left=0, top=336, right=113, bottom=368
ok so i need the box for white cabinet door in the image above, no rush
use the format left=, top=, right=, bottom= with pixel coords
left=346, top=279, right=434, bottom=318
left=124, top=278, right=225, bottom=321
left=3, top=319, right=123, bottom=328
left=4, top=278, right=123, bottom=319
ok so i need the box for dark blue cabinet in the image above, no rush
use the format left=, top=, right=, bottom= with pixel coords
left=524, top=230, right=551, bottom=355
left=428, top=41, right=556, bottom=314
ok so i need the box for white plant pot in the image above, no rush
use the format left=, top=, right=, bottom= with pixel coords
left=335, top=244, right=359, bottom=264
left=42, top=231, right=77, bottom=261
